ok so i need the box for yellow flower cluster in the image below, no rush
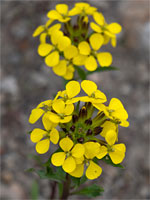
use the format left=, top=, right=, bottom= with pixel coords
left=29, top=80, right=129, bottom=180
left=33, top=2, right=122, bottom=80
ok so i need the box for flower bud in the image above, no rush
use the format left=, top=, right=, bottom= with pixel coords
left=77, top=137, right=84, bottom=143
left=94, top=126, right=103, bottom=135
left=86, top=129, right=93, bottom=136
left=85, top=118, right=92, bottom=125
left=72, top=114, right=78, bottom=123
left=70, top=125, right=75, bottom=132
left=79, top=106, right=87, bottom=119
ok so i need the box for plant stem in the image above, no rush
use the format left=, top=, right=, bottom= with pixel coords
left=60, top=173, right=71, bottom=200
left=50, top=181, right=57, bottom=200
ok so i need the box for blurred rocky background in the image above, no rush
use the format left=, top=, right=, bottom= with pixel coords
left=1, top=0, right=149, bottom=199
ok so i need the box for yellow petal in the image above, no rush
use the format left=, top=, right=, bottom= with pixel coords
left=35, top=139, right=50, bottom=154
left=85, top=56, right=97, bottom=71
left=37, top=100, right=52, bottom=108
left=60, top=116, right=72, bottom=123
left=30, top=128, right=46, bottom=143
left=97, top=146, right=107, bottom=159
left=109, top=144, right=126, bottom=164
left=60, top=137, right=73, bottom=152
left=42, top=113, right=56, bottom=131
left=51, top=152, right=66, bottom=166
left=94, top=90, right=107, bottom=102
left=73, top=54, right=86, bottom=66
left=45, top=19, right=53, bottom=27
left=105, top=130, right=117, bottom=146
left=64, top=45, right=78, bottom=59
left=47, top=10, right=62, bottom=20
left=52, top=60, right=67, bottom=76
left=111, top=37, right=117, bottom=47
left=45, top=51, right=59, bottom=67
left=90, top=22, right=102, bottom=33
left=29, top=108, right=44, bottom=124
left=120, top=120, right=129, bottom=127
left=58, top=36, right=71, bottom=51
left=50, top=128, right=59, bottom=144
left=78, top=41, right=91, bottom=55
left=97, top=52, right=112, bottom=67
left=40, top=33, right=47, bottom=43
left=51, top=30, right=64, bottom=45
left=62, top=156, right=76, bottom=173
left=32, top=25, right=44, bottom=37
left=69, top=164, right=84, bottom=178
left=56, top=4, right=68, bottom=15
left=101, top=121, right=117, bottom=138
left=48, top=112, right=60, bottom=123
left=89, top=33, right=104, bottom=51
left=93, top=12, right=105, bottom=26
left=64, top=104, right=74, bottom=115
left=68, top=7, right=81, bottom=16
left=63, top=65, right=75, bottom=80
left=48, top=24, right=61, bottom=35
left=84, top=142, right=100, bottom=159
left=66, top=81, right=80, bottom=99
left=107, top=23, right=122, bottom=34
left=75, top=2, right=90, bottom=9
left=52, top=99, right=65, bottom=114
left=81, top=80, right=97, bottom=96
left=71, top=144, right=85, bottom=158
left=38, top=43, right=53, bottom=57
left=75, top=156, right=84, bottom=164
left=86, top=161, right=102, bottom=180
left=86, top=6, right=97, bottom=15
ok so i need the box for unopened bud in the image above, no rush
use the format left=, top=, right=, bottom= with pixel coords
left=70, top=125, right=75, bottom=132
left=94, top=126, right=103, bottom=135
left=86, top=129, right=93, bottom=136
left=85, top=118, right=92, bottom=125
left=79, top=106, right=87, bottom=119
left=77, top=137, right=84, bottom=143
left=62, top=128, right=67, bottom=133
left=72, top=114, right=78, bottom=123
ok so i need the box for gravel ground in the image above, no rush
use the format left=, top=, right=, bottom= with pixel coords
left=1, top=0, right=150, bottom=200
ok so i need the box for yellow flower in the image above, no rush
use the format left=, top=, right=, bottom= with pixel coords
left=48, top=99, right=74, bottom=123
left=29, top=100, right=52, bottom=124
left=97, top=130, right=126, bottom=164
left=69, top=2, right=97, bottom=16
left=52, top=45, right=78, bottom=78
left=78, top=33, right=112, bottom=70
left=30, top=117, right=59, bottom=154
left=38, top=30, right=71, bottom=67
left=51, top=137, right=85, bottom=173
left=70, top=142, right=102, bottom=180
left=94, top=98, right=129, bottom=127
left=58, top=80, right=81, bottom=104
left=101, top=121, right=118, bottom=138
left=78, top=80, right=107, bottom=104
left=47, top=4, right=71, bottom=23
left=91, top=12, right=122, bottom=47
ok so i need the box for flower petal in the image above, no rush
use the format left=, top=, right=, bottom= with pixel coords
left=90, top=22, right=102, bottom=33
left=64, top=45, right=78, bottom=60
left=84, top=142, right=100, bottom=159
left=93, top=12, right=105, bottom=26
left=97, top=52, right=112, bottom=67
left=42, top=113, right=57, bottom=131
left=81, top=80, right=97, bottom=96
left=32, top=25, right=44, bottom=37
left=58, top=36, right=71, bottom=51
left=60, top=116, right=72, bottom=123
left=45, top=51, right=59, bottom=67
left=56, top=4, right=68, bottom=15
left=86, top=161, right=102, bottom=180
left=60, top=137, right=74, bottom=152
left=52, top=99, right=65, bottom=114
left=97, top=145, right=107, bottom=159
left=29, top=108, right=44, bottom=124
left=47, top=10, right=62, bottom=20
left=66, top=81, right=80, bottom=99
left=38, top=43, right=53, bottom=57
left=53, top=60, right=67, bottom=76
left=101, top=121, right=117, bottom=138
left=105, top=130, right=117, bottom=146
left=62, top=156, right=76, bottom=173
left=89, top=33, right=104, bottom=51
left=30, top=128, right=46, bottom=143
left=107, top=23, right=122, bottom=34
left=51, top=152, right=66, bottom=166
left=69, top=164, right=84, bottom=178
left=73, top=54, right=86, bottom=66
left=78, top=41, right=91, bottom=55
left=109, top=144, right=126, bottom=164
left=48, top=112, right=60, bottom=123
left=50, top=128, right=59, bottom=144
left=85, top=55, right=97, bottom=71
left=71, top=144, right=85, bottom=158
left=35, top=139, right=50, bottom=154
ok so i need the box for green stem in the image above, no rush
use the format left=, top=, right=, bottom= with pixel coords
left=60, top=173, right=71, bottom=200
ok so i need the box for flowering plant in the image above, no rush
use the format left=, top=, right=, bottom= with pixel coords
left=27, top=2, right=129, bottom=199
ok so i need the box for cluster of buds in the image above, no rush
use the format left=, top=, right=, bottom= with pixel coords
left=29, top=80, right=129, bottom=180
left=33, top=2, right=122, bottom=79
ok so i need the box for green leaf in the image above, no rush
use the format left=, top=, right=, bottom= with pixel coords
left=102, top=155, right=124, bottom=168
left=75, top=184, right=104, bottom=198
left=87, top=66, right=118, bottom=75
left=74, top=66, right=86, bottom=80
left=31, top=180, right=39, bottom=200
